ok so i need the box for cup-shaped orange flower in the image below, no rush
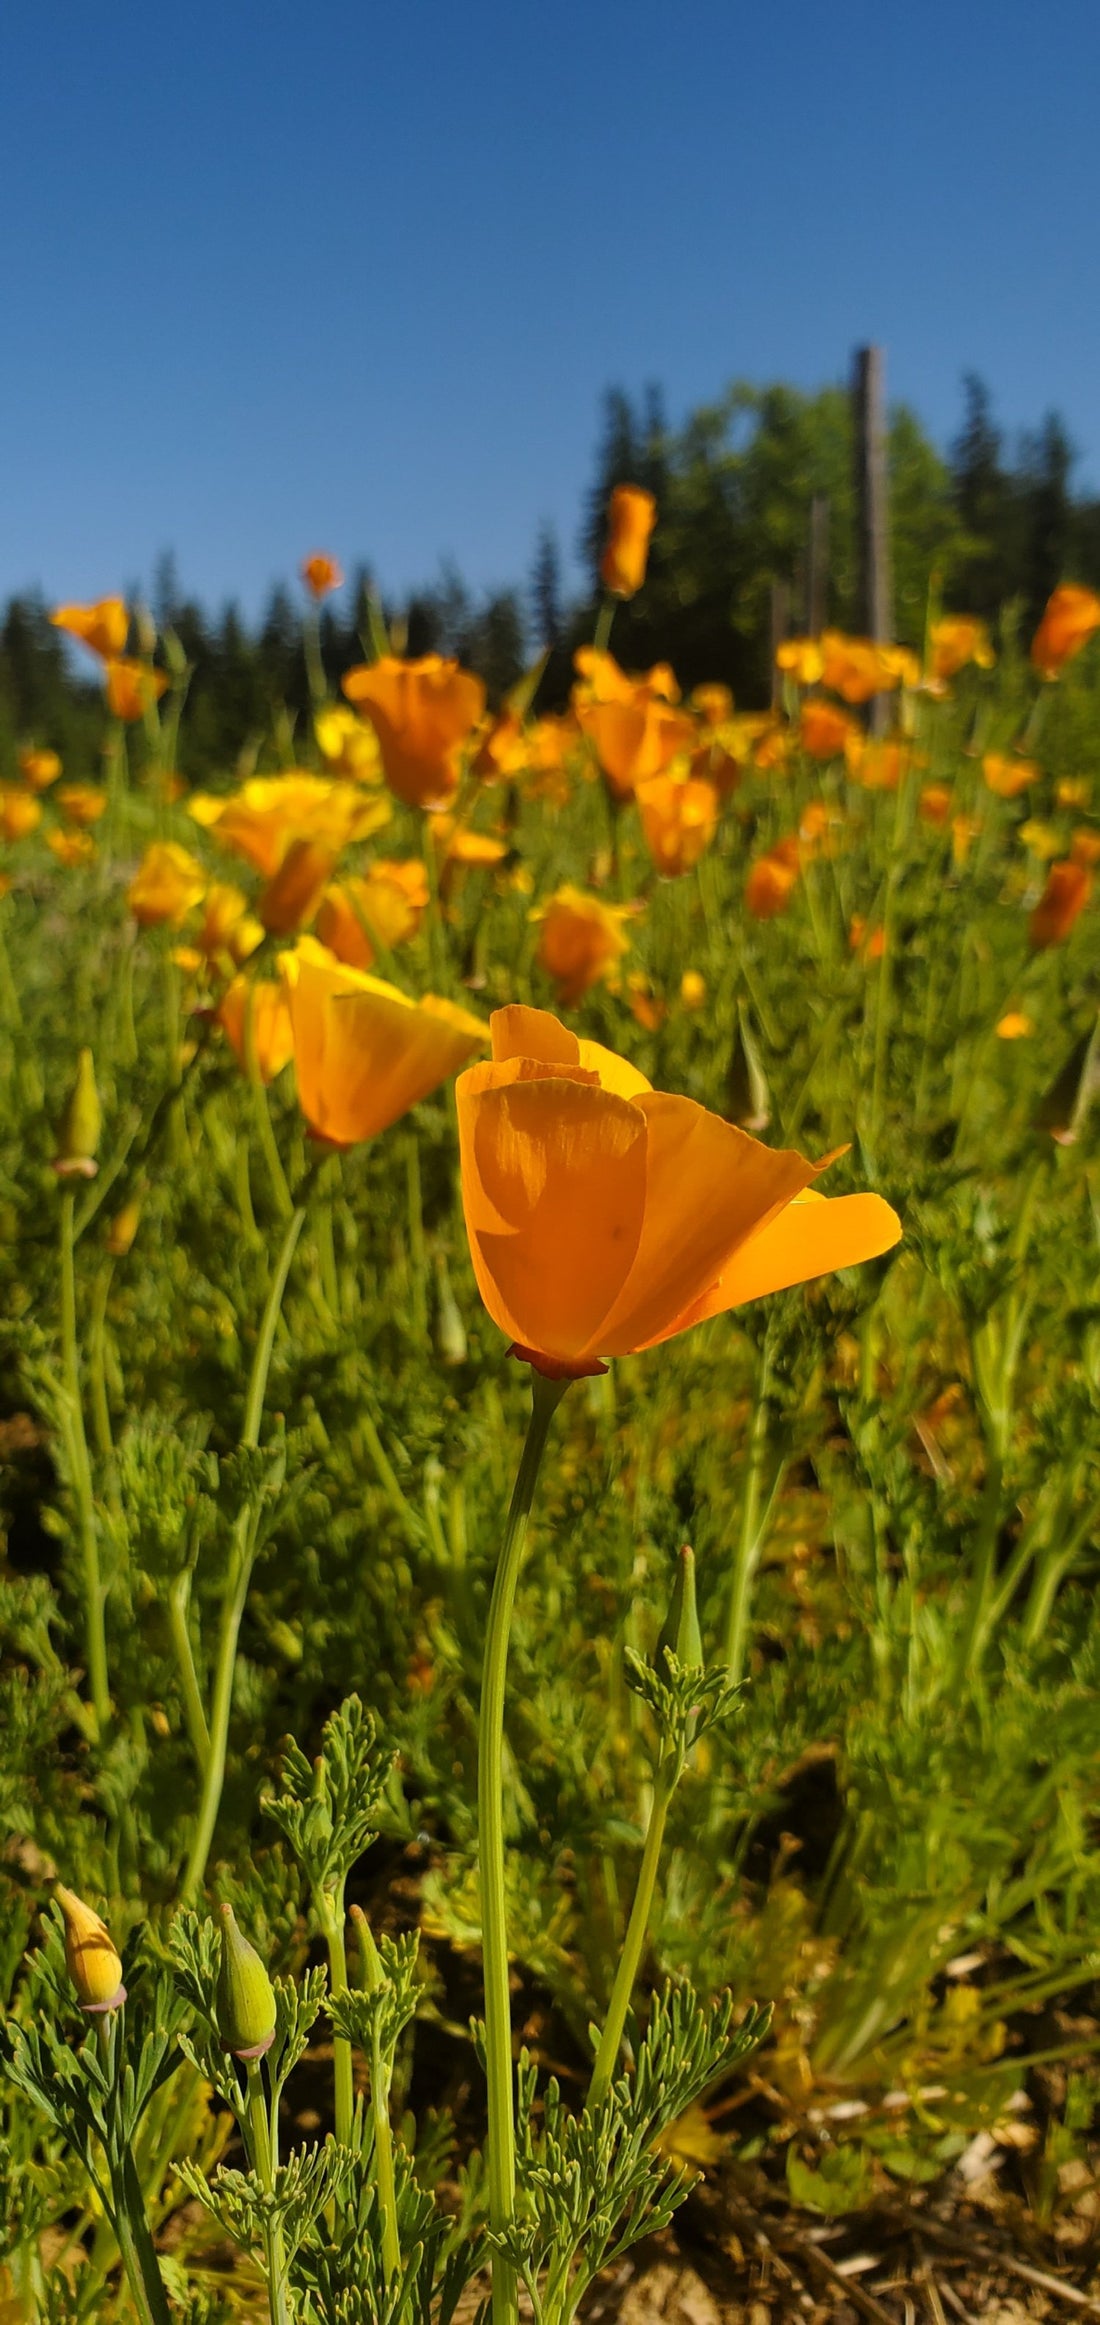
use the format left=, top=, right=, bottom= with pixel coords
left=928, top=615, right=995, bottom=683
left=1029, top=859, right=1091, bottom=949
left=800, top=700, right=856, bottom=762
left=191, top=772, right=390, bottom=877
left=457, top=1007, right=901, bottom=1375
left=577, top=691, right=695, bottom=803
left=982, top=752, right=1037, bottom=799
left=128, top=841, right=207, bottom=928
left=57, top=783, right=107, bottom=827
left=50, top=597, right=129, bottom=660
left=301, top=551, right=343, bottom=599
left=1030, top=585, right=1100, bottom=679
left=342, top=655, right=486, bottom=810
left=105, top=658, right=168, bottom=722
left=0, top=785, right=43, bottom=842
left=746, top=842, right=799, bottom=919
left=18, top=747, right=62, bottom=790
left=316, top=859, right=430, bottom=969
left=280, top=936, right=488, bottom=1146
left=819, top=631, right=906, bottom=704
left=636, top=772, right=719, bottom=877
left=534, top=884, right=633, bottom=1005
left=600, top=484, right=657, bottom=598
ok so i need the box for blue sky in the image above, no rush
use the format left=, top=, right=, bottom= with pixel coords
left=3, top=0, right=1098, bottom=619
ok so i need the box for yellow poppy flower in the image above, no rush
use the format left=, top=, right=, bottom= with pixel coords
left=50, top=597, right=128, bottom=660
left=127, top=841, right=206, bottom=927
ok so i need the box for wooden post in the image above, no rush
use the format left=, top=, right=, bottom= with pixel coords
left=806, top=493, right=829, bottom=635
left=852, top=345, right=893, bottom=732
left=769, top=577, right=790, bottom=708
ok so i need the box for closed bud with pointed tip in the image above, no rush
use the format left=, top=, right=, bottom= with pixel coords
left=54, top=1049, right=101, bottom=1179
left=727, top=1003, right=770, bottom=1134
left=655, top=1545, right=703, bottom=1677
left=56, top=1884, right=126, bottom=2012
left=216, top=1904, right=276, bottom=2058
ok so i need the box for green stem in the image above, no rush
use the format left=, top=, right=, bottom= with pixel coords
left=113, top=2149, right=173, bottom=2325
left=246, top=2057, right=292, bottom=2325
left=587, top=1767, right=673, bottom=2110
left=319, top=1894, right=354, bottom=2147
left=592, top=596, right=615, bottom=655
left=167, top=1567, right=211, bottom=1773
left=244, top=986, right=295, bottom=1221
left=353, top=1906, right=401, bottom=2285
left=722, top=1335, right=773, bottom=1684
left=59, top=1185, right=110, bottom=1733
left=179, top=1205, right=305, bottom=1903
left=479, top=1371, right=567, bottom=2325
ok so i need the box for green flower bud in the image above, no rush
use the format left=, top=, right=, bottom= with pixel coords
left=216, top=1904, right=276, bottom=2059
left=655, top=1544, right=703, bottom=1676
left=54, top=1048, right=101, bottom=1179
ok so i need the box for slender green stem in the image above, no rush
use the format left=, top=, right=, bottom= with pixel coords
left=723, top=1335, right=773, bottom=1684
left=353, top=1905, right=401, bottom=2284
left=592, top=595, right=615, bottom=655
left=587, top=1767, right=673, bottom=2110
left=167, top=1567, right=211, bottom=1773
left=319, top=1894, right=354, bottom=2147
left=244, top=986, right=295, bottom=1221
left=246, top=2057, right=291, bottom=2325
left=59, top=1185, right=110, bottom=1733
left=114, top=2149, right=173, bottom=2325
left=479, top=1371, right=567, bottom=2325
left=180, top=1205, right=306, bottom=1902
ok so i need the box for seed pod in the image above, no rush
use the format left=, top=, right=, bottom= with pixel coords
left=655, top=1544, right=703, bottom=1677
left=216, top=1904, right=276, bottom=2059
left=55, top=1884, right=126, bottom=2012
left=54, top=1049, right=101, bottom=1179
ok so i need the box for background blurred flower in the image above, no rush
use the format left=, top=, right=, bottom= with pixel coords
left=219, top=975, right=295, bottom=1082
left=1030, top=584, right=1100, bottom=678
left=533, top=884, right=633, bottom=1004
left=281, top=936, right=487, bottom=1145
left=18, top=747, right=61, bottom=790
left=128, top=841, right=207, bottom=927
left=50, top=597, right=128, bottom=660
left=928, top=614, right=995, bottom=682
left=1029, top=858, right=1091, bottom=948
left=600, top=483, right=657, bottom=598
left=301, top=552, right=343, bottom=598
left=105, top=658, right=168, bottom=721
left=343, top=654, right=486, bottom=810
left=636, top=772, right=718, bottom=877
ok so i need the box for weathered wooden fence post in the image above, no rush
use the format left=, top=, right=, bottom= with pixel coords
left=852, top=344, right=893, bottom=732
left=806, top=492, right=829, bottom=636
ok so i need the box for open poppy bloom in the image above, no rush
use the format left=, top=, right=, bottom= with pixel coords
left=1030, top=585, right=1100, bottom=679
left=342, top=655, right=486, bottom=810
left=457, top=1007, right=901, bottom=1376
left=50, top=598, right=129, bottom=661
left=127, top=841, right=207, bottom=928
left=316, top=859, right=429, bottom=969
left=928, top=616, right=995, bottom=684
left=190, top=772, right=390, bottom=877
left=636, top=771, right=719, bottom=877
left=280, top=936, right=488, bottom=1146
left=800, top=700, right=856, bottom=762
left=533, top=884, right=634, bottom=1005
left=600, top=484, right=657, bottom=598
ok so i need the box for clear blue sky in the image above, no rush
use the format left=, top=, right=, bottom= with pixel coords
left=3, top=0, right=1098, bottom=619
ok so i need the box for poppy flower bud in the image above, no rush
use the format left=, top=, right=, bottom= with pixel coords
left=727, top=1004, right=770, bottom=1134
left=105, top=1198, right=141, bottom=1257
left=600, top=485, right=657, bottom=599
left=655, top=1545, right=703, bottom=1678
left=54, top=1049, right=101, bottom=1179
left=56, top=1885, right=126, bottom=2012
left=216, top=1904, right=277, bottom=2059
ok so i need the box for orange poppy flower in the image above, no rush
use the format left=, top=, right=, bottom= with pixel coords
left=690, top=682, right=734, bottom=727
left=456, top=1005, right=901, bottom=1376
left=918, top=783, right=952, bottom=827
left=800, top=700, right=856, bottom=762
left=996, top=1011, right=1033, bottom=1040
left=1030, top=585, right=1100, bottom=678
left=533, top=884, right=633, bottom=1005
left=194, top=882, right=263, bottom=968
left=776, top=637, right=825, bottom=687
left=280, top=936, right=487, bottom=1146
left=577, top=690, right=695, bottom=804
left=600, top=484, right=657, bottom=598
left=50, top=598, right=129, bottom=661
left=342, top=654, right=486, bottom=810
left=472, top=711, right=530, bottom=784
left=301, top=552, right=343, bottom=599
left=47, top=829, right=96, bottom=867
left=1071, top=829, right=1100, bottom=868
left=57, top=783, right=107, bottom=827
left=1057, top=778, right=1091, bottom=808
left=928, top=615, right=995, bottom=683
left=316, top=860, right=430, bottom=969
left=18, top=748, right=62, bottom=790
left=1029, top=859, right=1091, bottom=949
left=0, top=786, right=42, bottom=842
left=258, top=837, right=338, bottom=935
left=105, top=658, right=168, bottom=722
left=191, top=772, right=389, bottom=877
left=849, top=914, right=886, bottom=959
left=982, top=752, right=1037, bottom=799
left=819, top=631, right=908, bottom=704
left=745, top=844, right=799, bottom=920
left=127, top=841, right=206, bottom=928
left=636, top=772, right=719, bottom=877
left=572, top=647, right=679, bottom=705
left=219, top=975, right=295, bottom=1083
